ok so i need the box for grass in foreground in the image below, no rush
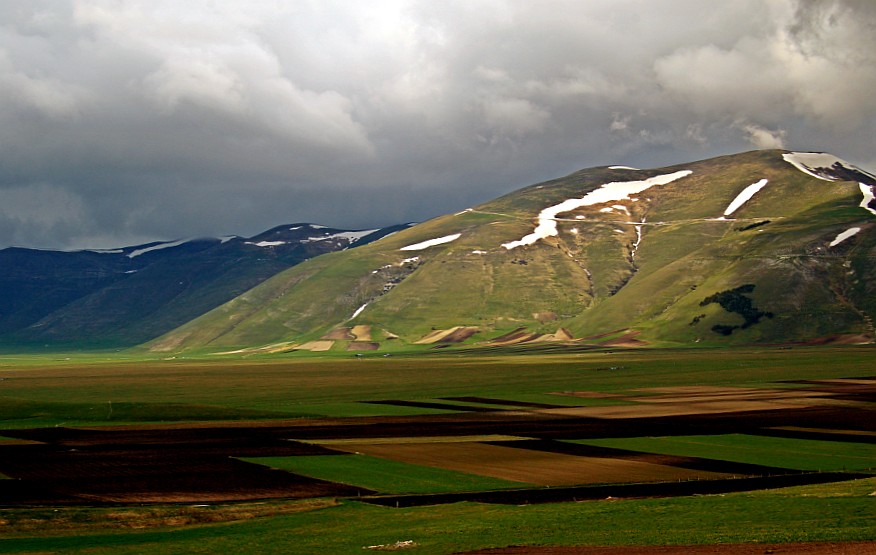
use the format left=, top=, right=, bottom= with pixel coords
left=0, top=478, right=874, bottom=554
left=572, top=434, right=876, bottom=472
left=242, top=454, right=527, bottom=494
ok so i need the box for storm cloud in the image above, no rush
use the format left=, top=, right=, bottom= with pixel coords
left=1, top=0, right=874, bottom=249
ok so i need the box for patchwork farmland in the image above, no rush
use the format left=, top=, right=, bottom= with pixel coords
left=0, top=346, right=874, bottom=553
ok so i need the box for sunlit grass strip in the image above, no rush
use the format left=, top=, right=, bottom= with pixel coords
left=571, top=434, right=876, bottom=472
left=242, top=454, right=528, bottom=494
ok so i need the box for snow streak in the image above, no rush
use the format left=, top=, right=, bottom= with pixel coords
left=724, top=179, right=768, bottom=216
left=502, top=170, right=691, bottom=250
left=400, top=233, right=461, bottom=251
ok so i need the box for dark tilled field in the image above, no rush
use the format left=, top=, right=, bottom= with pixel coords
left=0, top=431, right=366, bottom=504
left=1, top=398, right=873, bottom=506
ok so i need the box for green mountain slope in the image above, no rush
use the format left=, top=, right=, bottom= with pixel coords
left=150, top=150, right=876, bottom=353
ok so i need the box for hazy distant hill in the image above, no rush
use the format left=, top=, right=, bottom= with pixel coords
left=0, top=224, right=406, bottom=348
left=149, top=150, right=876, bottom=354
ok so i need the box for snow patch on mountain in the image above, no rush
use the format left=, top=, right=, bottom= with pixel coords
left=350, top=303, right=368, bottom=320
left=783, top=152, right=860, bottom=180
left=400, top=233, right=461, bottom=251
left=724, top=179, right=768, bottom=216
left=784, top=152, right=876, bottom=217
left=502, top=170, right=692, bottom=250
left=302, top=229, right=378, bottom=244
left=632, top=219, right=646, bottom=259
left=860, top=184, right=876, bottom=216
left=247, top=241, right=286, bottom=247
left=127, top=239, right=188, bottom=258
left=609, top=165, right=639, bottom=170
left=829, top=227, right=861, bottom=247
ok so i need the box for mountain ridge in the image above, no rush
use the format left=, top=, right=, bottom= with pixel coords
left=0, top=223, right=407, bottom=349
left=148, top=149, right=876, bottom=354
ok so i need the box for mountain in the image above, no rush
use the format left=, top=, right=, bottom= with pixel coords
left=149, top=150, right=876, bottom=354
left=0, top=224, right=406, bottom=349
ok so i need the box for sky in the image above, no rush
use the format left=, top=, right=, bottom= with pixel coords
left=1, top=0, right=875, bottom=250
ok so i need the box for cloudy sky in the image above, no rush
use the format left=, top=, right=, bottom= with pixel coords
left=1, top=0, right=874, bottom=249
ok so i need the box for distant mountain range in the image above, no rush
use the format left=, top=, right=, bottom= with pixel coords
left=0, top=223, right=407, bottom=348
left=147, top=149, right=876, bottom=354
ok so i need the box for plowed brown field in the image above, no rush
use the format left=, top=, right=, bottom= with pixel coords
left=325, top=441, right=730, bottom=486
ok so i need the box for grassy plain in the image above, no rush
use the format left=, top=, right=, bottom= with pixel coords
left=1, top=478, right=874, bottom=554
left=1, top=346, right=873, bottom=428
left=0, top=345, right=874, bottom=553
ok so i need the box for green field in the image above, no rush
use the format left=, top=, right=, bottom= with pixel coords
left=1, top=478, right=874, bottom=554
left=0, top=345, right=874, bottom=553
left=242, top=454, right=528, bottom=494
left=1, top=346, right=872, bottom=428
left=572, top=434, right=876, bottom=472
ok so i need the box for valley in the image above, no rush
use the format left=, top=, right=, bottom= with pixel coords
left=0, top=346, right=873, bottom=553
left=1, top=150, right=874, bottom=553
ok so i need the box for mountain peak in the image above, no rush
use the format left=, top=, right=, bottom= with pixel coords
left=148, top=150, right=875, bottom=354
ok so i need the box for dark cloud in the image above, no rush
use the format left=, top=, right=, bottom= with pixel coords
left=1, top=0, right=874, bottom=249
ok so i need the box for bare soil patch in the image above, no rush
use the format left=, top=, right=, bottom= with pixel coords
left=414, top=326, right=461, bottom=345
left=530, top=328, right=575, bottom=343
left=322, top=327, right=355, bottom=340
left=629, top=388, right=827, bottom=404
left=443, top=397, right=566, bottom=409
left=599, top=331, right=648, bottom=347
left=297, top=340, right=335, bottom=352
left=462, top=541, right=876, bottom=554
left=351, top=325, right=373, bottom=341
left=537, top=399, right=816, bottom=419
left=416, top=327, right=478, bottom=344
left=486, top=439, right=789, bottom=476
left=324, top=441, right=730, bottom=486
left=489, top=328, right=542, bottom=346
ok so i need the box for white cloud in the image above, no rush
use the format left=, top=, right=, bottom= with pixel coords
left=741, top=123, right=787, bottom=149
